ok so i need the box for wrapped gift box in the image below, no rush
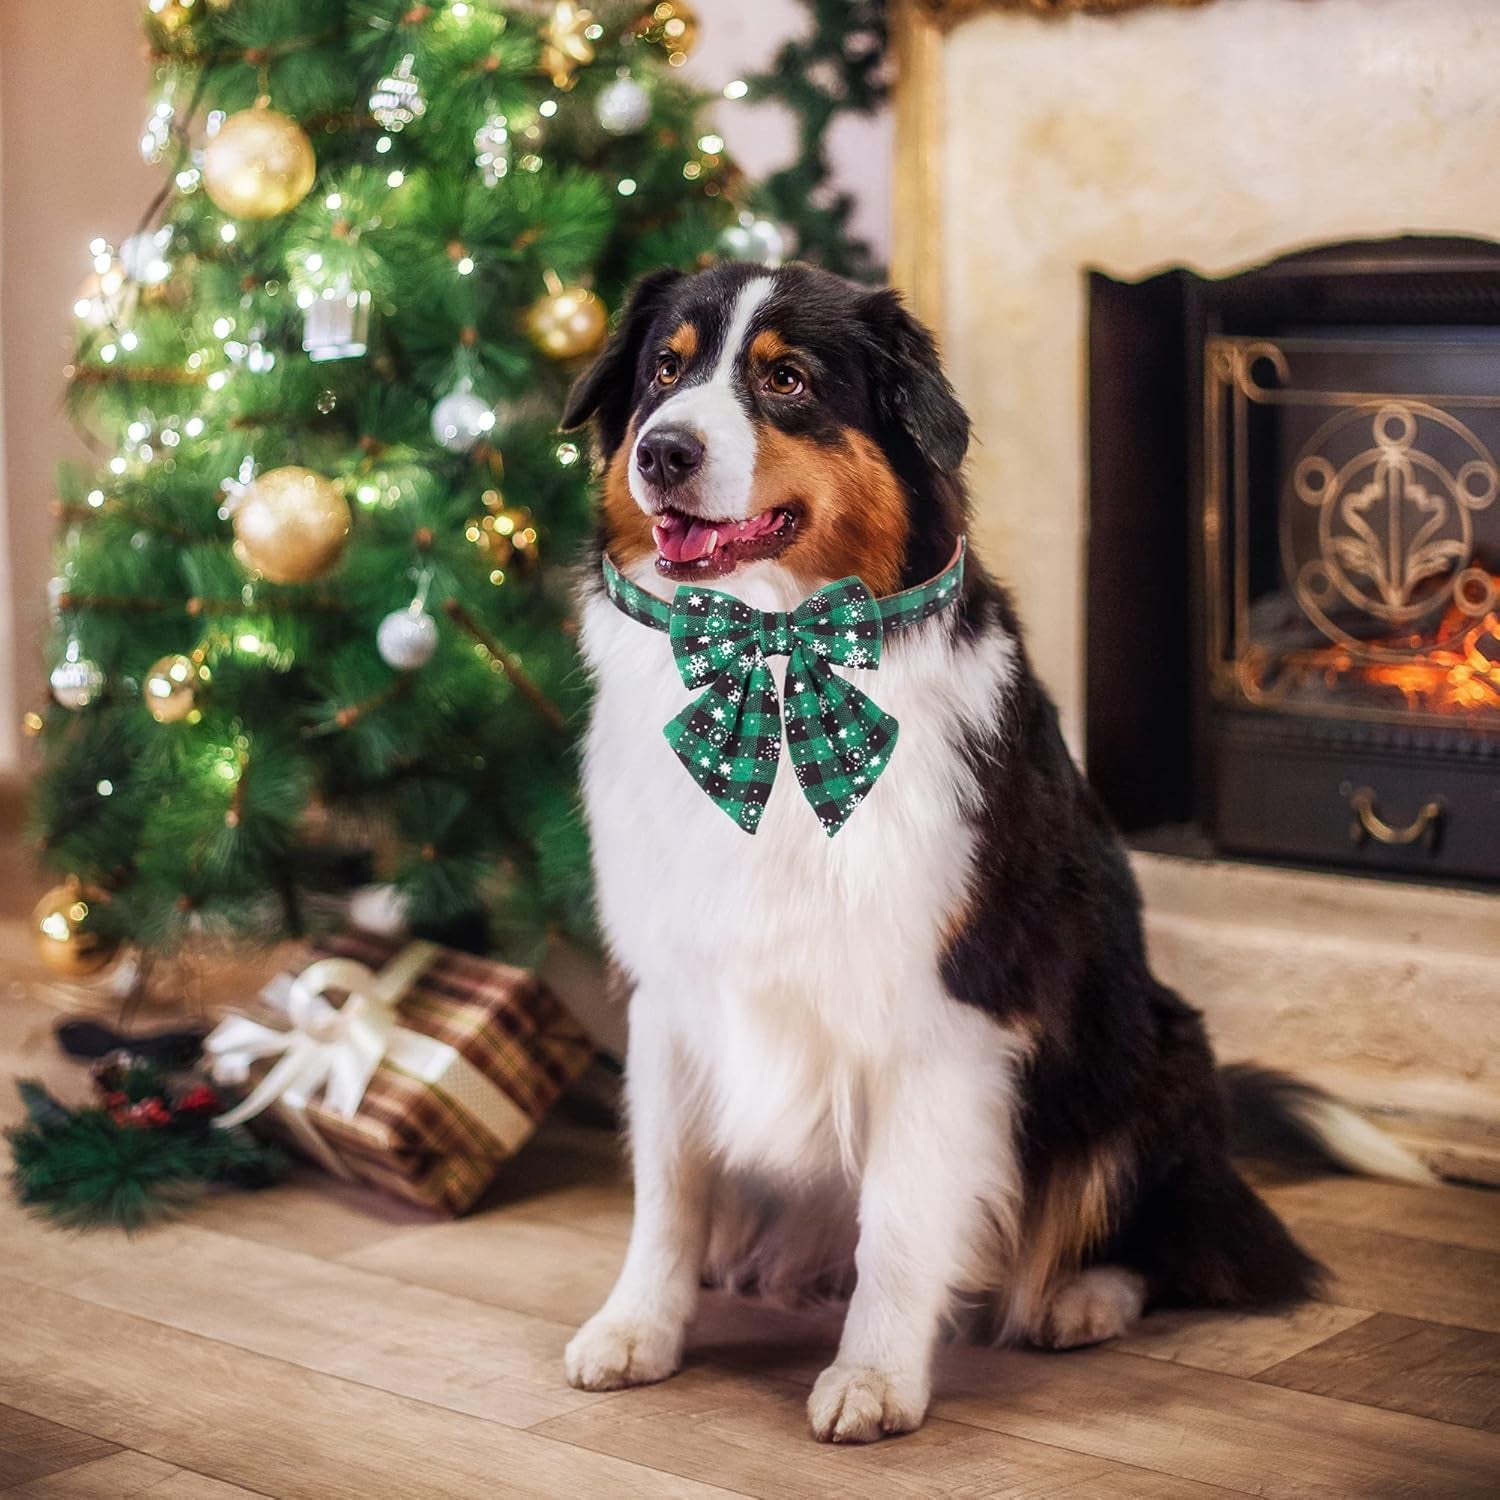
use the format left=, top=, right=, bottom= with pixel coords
left=206, top=930, right=594, bottom=1214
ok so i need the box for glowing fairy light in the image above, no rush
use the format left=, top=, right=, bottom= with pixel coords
left=618, top=178, right=637, bottom=196
left=220, top=223, right=237, bottom=243
left=87, top=490, right=105, bottom=508
left=723, top=79, right=748, bottom=100
left=387, top=169, right=405, bottom=187
left=213, top=317, right=233, bottom=338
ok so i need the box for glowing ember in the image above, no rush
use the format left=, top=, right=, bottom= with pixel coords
left=1247, top=579, right=1500, bottom=719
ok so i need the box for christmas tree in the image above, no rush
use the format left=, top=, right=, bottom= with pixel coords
left=31, top=0, right=780, bottom=973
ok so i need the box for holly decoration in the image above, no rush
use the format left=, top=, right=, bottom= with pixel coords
left=7, top=1055, right=286, bottom=1231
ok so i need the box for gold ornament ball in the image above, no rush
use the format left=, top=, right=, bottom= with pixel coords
left=233, top=466, right=351, bottom=583
left=636, top=1, right=699, bottom=65
left=143, top=653, right=210, bottom=725
left=525, top=283, right=608, bottom=360
left=203, top=106, right=317, bottom=220
left=32, top=881, right=119, bottom=978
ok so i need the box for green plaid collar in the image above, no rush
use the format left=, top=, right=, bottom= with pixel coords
left=600, top=541, right=966, bottom=836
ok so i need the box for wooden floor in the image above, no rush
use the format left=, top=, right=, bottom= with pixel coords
left=3, top=931, right=1499, bottom=1497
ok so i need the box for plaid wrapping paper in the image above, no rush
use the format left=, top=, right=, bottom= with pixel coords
left=231, top=931, right=594, bottom=1215
left=601, top=541, right=966, bottom=836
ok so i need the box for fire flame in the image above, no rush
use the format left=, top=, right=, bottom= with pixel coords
left=1252, top=579, right=1500, bottom=718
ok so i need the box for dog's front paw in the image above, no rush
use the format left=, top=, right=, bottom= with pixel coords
left=565, top=1312, right=684, bottom=1391
left=807, top=1363, right=929, bottom=1443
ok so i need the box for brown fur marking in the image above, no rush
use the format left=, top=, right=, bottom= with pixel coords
left=600, top=417, right=654, bottom=568
left=666, top=323, right=699, bottom=360
left=756, top=427, right=909, bottom=597
left=749, top=329, right=793, bottom=367
left=1003, top=1142, right=1130, bottom=1342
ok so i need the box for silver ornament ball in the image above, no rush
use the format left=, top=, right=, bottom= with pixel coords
left=595, top=76, right=651, bottom=136
left=718, top=214, right=795, bottom=268
left=50, top=655, right=105, bottom=710
left=431, top=386, right=496, bottom=452
left=377, top=607, right=438, bottom=670
left=119, top=228, right=173, bottom=286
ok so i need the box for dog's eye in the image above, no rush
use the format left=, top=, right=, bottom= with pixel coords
left=766, top=363, right=805, bottom=397
left=655, top=354, right=681, bottom=387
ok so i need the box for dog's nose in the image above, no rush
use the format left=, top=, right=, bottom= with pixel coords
left=636, top=426, right=704, bottom=488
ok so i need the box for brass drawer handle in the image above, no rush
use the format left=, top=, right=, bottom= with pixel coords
left=1347, top=786, right=1445, bottom=848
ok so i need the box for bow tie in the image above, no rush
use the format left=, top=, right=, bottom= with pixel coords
left=601, top=542, right=966, bottom=837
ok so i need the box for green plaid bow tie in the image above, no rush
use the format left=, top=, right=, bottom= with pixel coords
left=601, top=541, right=965, bottom=837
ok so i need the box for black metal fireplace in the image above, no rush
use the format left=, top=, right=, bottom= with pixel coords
left=1087, top=239, right=1500, bottom=883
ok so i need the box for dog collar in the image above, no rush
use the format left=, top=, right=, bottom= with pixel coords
left=600, top=540, right=966, bottom=836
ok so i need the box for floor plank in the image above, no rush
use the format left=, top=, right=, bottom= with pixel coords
left=926, top=1343, right=1500, bottom=1499
left=0, top=1207, right=609, bottom=1431
left=1115, top=1302, right=1372, bottom=1378
left=0, top=1278, right=740, bottom=1500
left=532, top=1363, right=1226, bottom=1500
left=1257, top=1313, right=1500, bottom=1434
left=0, top=1403, right=117, bottom=1490
left=1289, top=1219, right=1500, bottom=1333
left=5, top=1449, right=267, bottom=1498
left=340, top=1212, right=625, bottom=1328
left=1264, top=1176, right=1500, bottom=1256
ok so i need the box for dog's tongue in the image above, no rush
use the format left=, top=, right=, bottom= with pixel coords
left=654, top=509, right=779, bottom=564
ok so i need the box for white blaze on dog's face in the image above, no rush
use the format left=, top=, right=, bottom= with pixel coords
left=562, top=263, right=971, bottom=597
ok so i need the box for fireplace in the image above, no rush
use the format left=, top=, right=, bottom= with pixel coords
left=893, top=0, right=1500, bottom=1168
left=1087, top=240, right=1500, bottom=883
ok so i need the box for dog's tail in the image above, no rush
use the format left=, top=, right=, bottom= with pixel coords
left=1220, top=1064, right=1437, bottom=1185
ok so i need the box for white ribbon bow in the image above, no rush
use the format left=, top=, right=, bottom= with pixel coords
left=207, top=942, right=439, bottom=1135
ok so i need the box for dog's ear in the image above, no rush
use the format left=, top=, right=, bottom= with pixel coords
left=858, top=287, right=970, bottom=474
left=561, top=267, right=685, bottom=451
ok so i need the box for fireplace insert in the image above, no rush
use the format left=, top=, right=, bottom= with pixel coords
left=1087, top=239, right=1500, bottom=883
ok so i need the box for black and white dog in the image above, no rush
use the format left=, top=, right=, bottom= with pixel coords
left=561, top=262, right=1429, bottom=1442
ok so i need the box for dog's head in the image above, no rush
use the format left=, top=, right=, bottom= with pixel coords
left=563, top=262, right=970, bottom=597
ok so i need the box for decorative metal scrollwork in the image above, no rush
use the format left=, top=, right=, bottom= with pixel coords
left=1281, top=401, right=1498, bottom=657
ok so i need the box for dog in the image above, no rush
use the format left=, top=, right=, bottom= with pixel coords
left=560, top=261, right=1431, bottom=1443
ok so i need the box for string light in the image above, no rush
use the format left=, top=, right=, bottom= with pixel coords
left=326, top=192, right=343, bottom=210
left=456, top=256, right=475, bottom=275
left=618, top=178, right=637, bottom=196
left=87, top=490, right=105, bottom=508
left=539, top=99, right=559, bottom=118
left=386, top=169, right=405, bottom=187
left=220, top=223, right=237, bottom=243
left=96, top=779, right=113, bottom=797
left=723, top=79, right=748, bottom=100
left=375, top=136, right=393, bottom=155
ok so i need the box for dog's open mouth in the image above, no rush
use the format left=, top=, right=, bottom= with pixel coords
left=652, top=506, right=798, bottom=580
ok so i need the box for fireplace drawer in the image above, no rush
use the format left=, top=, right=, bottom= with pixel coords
left=1211, top=732, right=1500, bottom=882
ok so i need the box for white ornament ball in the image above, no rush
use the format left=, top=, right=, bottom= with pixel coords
left=119, top=228, right=173, bottom=286
left=595, top=76, right=651, bottom=136
left=431, top=387, right=495, bottom=452
left=50, top=656, right=105, bottom=710
left=718, top=215, right=795, bottom=268
left=377, top=607, right=438, bottom=670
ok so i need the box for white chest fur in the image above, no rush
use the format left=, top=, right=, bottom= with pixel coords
left=580, top=567, right=1018, bottom=1179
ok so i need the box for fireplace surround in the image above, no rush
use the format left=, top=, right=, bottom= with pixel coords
left=892, top=0, right=1500, bottom=1168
